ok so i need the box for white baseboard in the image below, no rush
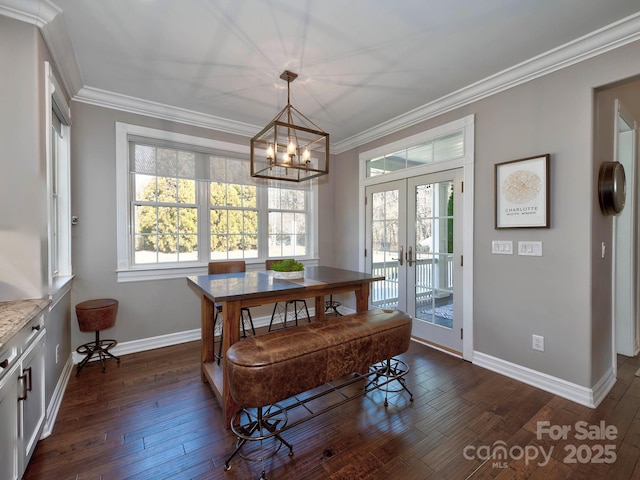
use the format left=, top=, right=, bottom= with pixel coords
left=41, top=353, right=74, bottom=438
left=70, top=305, right=352, bottom=364
left=473, top=351, right=616, bottom=408
left=72, top=327, right=202, bottom=364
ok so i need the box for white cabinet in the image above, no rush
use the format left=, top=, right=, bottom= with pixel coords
left=0, top=314, right=46, bottom=480
left=0, top=363, right=20, bottom=480
left=20, top=329, right=46, bottom=470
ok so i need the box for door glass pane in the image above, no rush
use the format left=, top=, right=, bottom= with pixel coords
left=414, top=181, right=454, bottom=328
left=371, top=189, right=400, bottom=308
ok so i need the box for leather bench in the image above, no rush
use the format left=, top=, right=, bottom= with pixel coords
left=226, top=308, right=412, bottom=408
left=223, top=309, right=413, bottom=477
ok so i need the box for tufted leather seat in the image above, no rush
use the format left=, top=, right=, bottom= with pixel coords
left=226, top=309, right=411, bottom=408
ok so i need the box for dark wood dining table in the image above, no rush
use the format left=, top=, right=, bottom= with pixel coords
left=187, top=265, right=384, bottom=427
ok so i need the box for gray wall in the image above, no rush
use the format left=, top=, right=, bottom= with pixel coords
left=0, top=16, right=46, bottom=301
left=334, top=39, right=640, bottom=390
left=0, top=15, right=73, bottom=413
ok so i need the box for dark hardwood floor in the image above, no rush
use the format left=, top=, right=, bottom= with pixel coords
left=23, top=337, right=640, bottom=479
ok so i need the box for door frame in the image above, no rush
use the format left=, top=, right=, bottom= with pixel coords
left=358, top=115, right=475, bottom=361
left=612, top=99, right=639, bottom=359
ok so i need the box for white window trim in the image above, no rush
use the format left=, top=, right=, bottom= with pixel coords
left=357, top=114, right=475, bottom=361
left=45, top=61, right=73, bottom=296
left=115, top=122, right=319, bottom=282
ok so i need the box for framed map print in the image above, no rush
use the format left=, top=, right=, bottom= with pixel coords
left=495, top=154, right=550, bottom=229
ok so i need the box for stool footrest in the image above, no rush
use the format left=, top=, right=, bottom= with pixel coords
left=76, top=337, right=120, bottom=376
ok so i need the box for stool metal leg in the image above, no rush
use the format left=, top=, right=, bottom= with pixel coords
left=76, top=330, right=120, bottom=376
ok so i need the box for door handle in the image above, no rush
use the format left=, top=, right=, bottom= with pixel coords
left=18, top=367, right=33, bottom=402
left=25, top=366, right=33, bottom=392
left=406, top=246, right=414, bottom=267
left=392, top=246, right=404, bottom=266
left=18, top=372, right=28, bottom=401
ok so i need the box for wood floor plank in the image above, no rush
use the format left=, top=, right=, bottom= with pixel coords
left=23, top=340, right=640, bottom=479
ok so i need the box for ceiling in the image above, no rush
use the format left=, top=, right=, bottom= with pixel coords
left=20, top=1, right=640, bottom=149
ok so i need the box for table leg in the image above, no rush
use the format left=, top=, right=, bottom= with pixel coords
left=200, top=295, right=215, bottom=383
left=221, top=300, right=241, bottom=427
left=355, top=283, right=370, bottom=312
left=315, top=296, right=325, bottom=322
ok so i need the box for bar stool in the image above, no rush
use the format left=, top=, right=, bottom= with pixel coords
left=266, top=259, right=310, bottom=331
left=75, top=298, right=120, bottom=376
left=208, top=261, right=256, bottom=365
left=325, top=295, right=342, bottom=316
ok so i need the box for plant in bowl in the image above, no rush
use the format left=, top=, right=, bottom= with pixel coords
left=269, top=259, right=304, bottom=279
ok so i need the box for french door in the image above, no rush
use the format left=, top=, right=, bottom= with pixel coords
left=365, top=169, right=463, bottom=354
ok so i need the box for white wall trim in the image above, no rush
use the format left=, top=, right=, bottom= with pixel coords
left=70, top=307, right=325, bottom=364
left=0, top=0, right=60, bottom=27
left=72, top=328, right=202, bottom=364
left=591, top=364, right=618, bottom=408
left=473, top=351, right=616, bottom=408
left=40, top=353, right=73, bottom=438
left=78, top=86, right=260, bottom=137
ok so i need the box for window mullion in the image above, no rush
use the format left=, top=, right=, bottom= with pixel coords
left=257, top=185, right=268, bottom=260
left=198, top=154, right=210, bottom=263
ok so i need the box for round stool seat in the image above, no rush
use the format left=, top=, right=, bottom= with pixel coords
left=75, top=298, right=120, bottom=376
left=76, top=298, right=118, bottom=332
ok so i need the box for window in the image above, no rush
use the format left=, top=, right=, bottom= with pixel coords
left=45, top=62, right=72, bottom=289
left=209, top=155, right=258, bottom=260
left=116, top=123, right=317, bottom=281
left=268, top=188, right=308, bottom=258
left=365, top=131, right=464, bottom=178
left=132, top=143, right=200, bottom=264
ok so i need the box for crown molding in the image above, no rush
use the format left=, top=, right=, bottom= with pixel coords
left=332, top=11, right=640, bottom=154
left=0, top=1, right=83, bottom=103
left=0, top=0, right=60, bottom=27
left=74, top=86, right=261, bottom=138
left=40, top=13, right=84, bottom=100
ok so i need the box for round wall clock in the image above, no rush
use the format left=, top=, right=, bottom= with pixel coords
left=598, top=161, right=626, bottom=215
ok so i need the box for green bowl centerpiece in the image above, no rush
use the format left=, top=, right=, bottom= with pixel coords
left=269, top=259, right=305, bottom=279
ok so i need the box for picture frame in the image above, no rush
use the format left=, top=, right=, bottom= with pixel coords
left=495, top=154, right=550, bottom=229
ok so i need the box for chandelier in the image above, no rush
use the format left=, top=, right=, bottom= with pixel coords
left=250, top=70, right=329, bottom=182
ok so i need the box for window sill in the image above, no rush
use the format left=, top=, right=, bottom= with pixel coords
left=49, top=275, right=74, bottom=306
left=117, top=258, right=319, bottom=283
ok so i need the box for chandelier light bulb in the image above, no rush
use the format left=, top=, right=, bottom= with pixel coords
left=287, top=140, right=297, bottom=157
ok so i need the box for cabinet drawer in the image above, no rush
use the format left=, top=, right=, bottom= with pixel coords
left=0, top=339, right=20, bottom=384
left=23, top=314, right=45, bottom=350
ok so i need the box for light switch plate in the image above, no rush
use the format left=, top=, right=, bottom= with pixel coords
left=492, top=240, right=513, bottom=254
left=518, top=241, right=542, bottom=256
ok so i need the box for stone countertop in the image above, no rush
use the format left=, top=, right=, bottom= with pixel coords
left=0, top=298, right=50, bottom=350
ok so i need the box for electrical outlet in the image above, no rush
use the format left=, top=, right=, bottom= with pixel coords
left=532, top=335, right=544, bottom=352
left=55, top=344, right=59, bottom=364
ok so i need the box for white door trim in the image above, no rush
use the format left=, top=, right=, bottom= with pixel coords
left=358, top=114, right=475, bottom=361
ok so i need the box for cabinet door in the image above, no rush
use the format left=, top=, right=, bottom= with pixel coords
left=20, top=331, right=46, bottom=470
left=0, top=364, right=20, bottom=480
